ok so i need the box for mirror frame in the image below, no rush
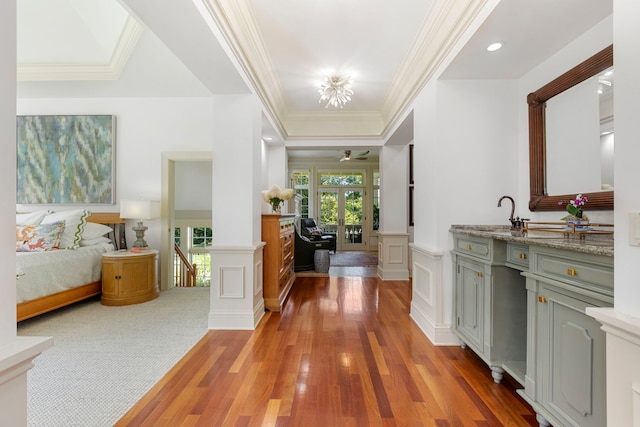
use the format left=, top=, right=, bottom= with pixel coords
left=528, top=44, right=614, bottom=212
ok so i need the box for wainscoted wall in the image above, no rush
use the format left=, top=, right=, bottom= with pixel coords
left=409, top=244, right=457, bottom=345
left=209, top=244, right=265, bottom=330
left=377, top=233, right=409, bottom=280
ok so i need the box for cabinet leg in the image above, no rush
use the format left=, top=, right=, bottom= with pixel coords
left=535, top=413, right=551, bottom=427
left=490, top=366, right=504, bottom=384
left=459, top=340, right=466, bottom=349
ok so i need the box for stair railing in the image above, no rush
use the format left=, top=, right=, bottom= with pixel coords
left=174, top=243, right=198, bottom=287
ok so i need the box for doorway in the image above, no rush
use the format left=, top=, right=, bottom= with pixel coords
left=318, top=187, right=366, bottom=251
left=160, top=152, right=213, bottom=291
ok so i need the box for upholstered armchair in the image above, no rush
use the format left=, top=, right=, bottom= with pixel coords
left=294, top=225, right=332, bottom=272
left=299, top=218, right=337, bottom=253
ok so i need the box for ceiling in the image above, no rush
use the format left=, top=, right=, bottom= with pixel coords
left=17, top=0, right=612, bottom=155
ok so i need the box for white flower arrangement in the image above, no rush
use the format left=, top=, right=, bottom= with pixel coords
left=261, top=185, right=295, bottom=213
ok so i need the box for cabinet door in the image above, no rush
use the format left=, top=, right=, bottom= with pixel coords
left=101, top=259, right=119, bottom=296
left=120, top=257, right=154, bottom=297
left=537, top=284, right=607, bottom=427
left=455, top=257, right=484, bottom=351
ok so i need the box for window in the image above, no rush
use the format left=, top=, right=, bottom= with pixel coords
left=192, top=227, right=213, bottom=248
left=173, top=226, right=211, bottom=287
left=319, top=172, right=364, bottom=186
left=292, top=170, right=310, bottom=218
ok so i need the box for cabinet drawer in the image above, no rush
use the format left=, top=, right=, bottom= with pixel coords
left=454, top=235, right=492, bottom=261
left=507, top=243, right=529, bottom=270
left=279, top=265, right=293, bottom=288
left=532, top=249, right=613, bottom=296
left=280, top=221, right=294, bottom=235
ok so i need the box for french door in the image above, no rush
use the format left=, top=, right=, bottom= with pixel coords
left=318, top=188, right=366, bottom=251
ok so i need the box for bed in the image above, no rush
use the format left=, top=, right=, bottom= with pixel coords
left=16, top=211, right=126, bottom=322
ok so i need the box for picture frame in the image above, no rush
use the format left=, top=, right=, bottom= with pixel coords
left=17, top=115, right=116, bottom=204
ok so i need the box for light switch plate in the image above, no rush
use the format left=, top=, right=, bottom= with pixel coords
left=630, top=212, right=640, bottom=246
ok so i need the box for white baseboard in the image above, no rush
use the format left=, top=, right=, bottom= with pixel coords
left=410, top=303, right=458, bottom=346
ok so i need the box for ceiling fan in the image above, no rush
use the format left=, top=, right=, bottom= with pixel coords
left=339, top=150, right=369, bottom=162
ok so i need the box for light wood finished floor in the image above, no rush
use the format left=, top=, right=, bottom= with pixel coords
left=116, top=276, right=536, bottom=426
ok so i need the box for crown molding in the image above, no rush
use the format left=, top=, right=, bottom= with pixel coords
left=204, top=0, right=289, bottom=135
left=17, top=16, right=143, bottom=81
left=109, top=16, right=144, bottom=79
left=206, top=0, right=487, bottom=140
left=381, top=0, right=489, bottom=135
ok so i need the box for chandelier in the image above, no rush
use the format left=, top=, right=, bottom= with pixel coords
left=318, top=75, right=354, bottom=108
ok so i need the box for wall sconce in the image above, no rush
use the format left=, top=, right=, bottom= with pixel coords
left=120, top=199, right=160, bottom=247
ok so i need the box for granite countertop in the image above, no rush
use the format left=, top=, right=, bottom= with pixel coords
left=450, top=225, right=614, bottom=257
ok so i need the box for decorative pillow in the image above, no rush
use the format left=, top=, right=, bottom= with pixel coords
left=41, top=209, right=90, bottom=249
left=16, top=210, right=51, bottom=226
left=16, top=221, right=65, bottom=252
left=79, top=236, right=112, bottom=247
left=81, top=222, right=113, bottom=240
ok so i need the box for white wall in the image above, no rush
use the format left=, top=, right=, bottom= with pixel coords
left=264, top=144, right=289, bottom=214
left=613, top=0, right=640, bottom=316
left=0, top=0, right=17, bottom=343
left=379, top=145, right=408, bottom=232
left=174, top=160, right=212, bottom=211
left=16, top=97, right=214, bottom=250
left=411, top=78, right=519, bottom=329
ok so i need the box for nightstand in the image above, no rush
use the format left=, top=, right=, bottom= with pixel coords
left=101, top=249, right=159, bottom=306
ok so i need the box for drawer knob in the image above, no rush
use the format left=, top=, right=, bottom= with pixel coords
left=538, top=296, right=547, bottom=303
left=477, top=271, right=483, bottom=278
left=519, top=253, right=527, bottom=260
left=466, top=244, right=472, bottom=250
left=567, top=268, right=577, bottom=276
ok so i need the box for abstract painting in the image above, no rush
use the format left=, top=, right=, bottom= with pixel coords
left=17, top=115, right=115, bottom=204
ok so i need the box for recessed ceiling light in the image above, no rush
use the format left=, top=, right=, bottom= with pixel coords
left=487, top=42, right=503, bottom=52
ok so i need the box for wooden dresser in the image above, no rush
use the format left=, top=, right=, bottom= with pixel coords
left=261, top=214, right=295, bottom=312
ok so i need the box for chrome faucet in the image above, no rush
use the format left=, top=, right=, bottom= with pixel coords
left=497, top=195, right=528, bottom=233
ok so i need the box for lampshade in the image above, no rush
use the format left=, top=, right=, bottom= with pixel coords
left=120, top=199, right=160, bottom=220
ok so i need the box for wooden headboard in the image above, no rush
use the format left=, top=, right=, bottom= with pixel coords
left=86, top=212, right=125, bottom=224
left=87, top=212, right=127, bottom=250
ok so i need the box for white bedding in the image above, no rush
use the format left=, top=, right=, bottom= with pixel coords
left=16, top=242, right=114, bottom=303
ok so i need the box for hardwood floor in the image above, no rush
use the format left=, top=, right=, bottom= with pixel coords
left=116, top=276, right=536, bottom=426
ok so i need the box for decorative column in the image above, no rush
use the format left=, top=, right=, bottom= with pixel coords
left=0, top=2, right=53, bottom=425
left=209, top=95, right=265, bottom=329
left=377, top=145, right=410, bottom=280
left=587, top=308, right=640, bottom=427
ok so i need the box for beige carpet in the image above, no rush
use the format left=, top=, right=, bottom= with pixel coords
left=18, top=287, right=210, bottom=427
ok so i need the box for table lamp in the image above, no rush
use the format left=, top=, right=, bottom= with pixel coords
left=120, top=199, right=160, bottom=247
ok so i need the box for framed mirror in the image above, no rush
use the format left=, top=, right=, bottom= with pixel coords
left=528, top=44, right=613, bottom=212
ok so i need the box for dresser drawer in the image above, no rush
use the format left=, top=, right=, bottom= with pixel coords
left=531, top=248, right=613, bottom=296
left=507, top=243, right=529, bottom=270
left=279, top=264, right=293, bottom=288
left=280, top=220, right=294, bottom=235
left=454, top=235, right=492, bottom=261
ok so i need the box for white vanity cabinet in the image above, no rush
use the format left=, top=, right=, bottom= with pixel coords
left=452, top=234, right=528, bottom=383
left=522, top=246, right=613, bottom=427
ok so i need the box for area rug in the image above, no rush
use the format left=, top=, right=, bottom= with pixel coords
left=17, top=287, right=210, bottom=427
left=329, top=251, right=378, bottom=267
